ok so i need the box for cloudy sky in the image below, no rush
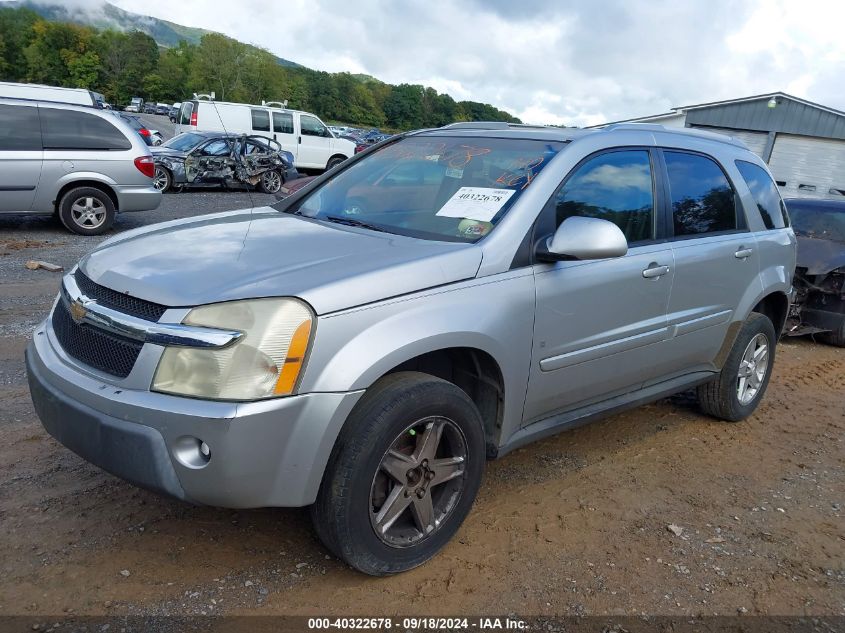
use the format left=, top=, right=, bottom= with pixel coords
left=104, top=0, right=844, bottom=126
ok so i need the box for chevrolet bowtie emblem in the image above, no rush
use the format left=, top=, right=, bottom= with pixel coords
left=69, top=299, right=87, bottom=324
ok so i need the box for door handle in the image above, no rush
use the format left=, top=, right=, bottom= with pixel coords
left=734, top=248, right=754, bottom=259
left=298, top=136, right=302, bottom=144
left=642, top=264, right=670, bottom=279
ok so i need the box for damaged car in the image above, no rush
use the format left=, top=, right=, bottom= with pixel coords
left=784, top=198, right=845, bottom=346
left=151, top=132, right=297, bottom=194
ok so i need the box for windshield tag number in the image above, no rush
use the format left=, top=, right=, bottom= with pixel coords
left=436, top=187, right=516, bottom=222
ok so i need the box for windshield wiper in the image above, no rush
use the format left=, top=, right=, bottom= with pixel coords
left=323, top=215, right=389, bottom=233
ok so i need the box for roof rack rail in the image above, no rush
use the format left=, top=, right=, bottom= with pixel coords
left=262, top=100, right=288, bottom=109
left=193, top=92, right=216, bottom=101
left=441, top=121, right=510, bottom=130
left=602, top=122, right=749, bottom=149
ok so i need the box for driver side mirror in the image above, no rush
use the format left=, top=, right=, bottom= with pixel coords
left=537, top=216, right=628, bottom=261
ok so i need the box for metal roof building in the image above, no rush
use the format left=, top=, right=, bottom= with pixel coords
left=592, top=92, right=845, bottom=200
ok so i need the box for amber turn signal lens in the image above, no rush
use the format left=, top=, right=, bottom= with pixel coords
left=274, top=319, right=312, bottom=395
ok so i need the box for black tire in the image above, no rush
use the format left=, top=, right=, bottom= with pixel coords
left=57, top=187, right=116, bottom=236
left=311, top=371, right=485, bottom=576
left=259, top=169, right=283, bottom=194
left=153, top=166, right=172, bottom=193
left=326, top=155, right=346, bottom=170
left=696, top=312, right=777, bottom=422
left=819, top=320, right=845, bottom=348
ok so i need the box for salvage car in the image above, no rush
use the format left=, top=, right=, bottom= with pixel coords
left=151, top=132, right=297, bottom=194
left=784, top=197, right=845, bottom=346
left=27, top=122, right=795, bottom=575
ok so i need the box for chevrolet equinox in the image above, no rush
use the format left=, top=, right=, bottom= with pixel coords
left=27, top=122, right=797, bottom=575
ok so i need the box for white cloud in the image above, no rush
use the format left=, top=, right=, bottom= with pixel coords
left=103, top=0, right=845, bottom=125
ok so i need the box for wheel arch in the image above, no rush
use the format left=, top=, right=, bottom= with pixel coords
left=751, top=291, right=790, bottom=337
left=379, top=346, right=506, bottom=457
left=326, top=153, right=348, bottom=169
left=54, top=180, right=119, bottom=213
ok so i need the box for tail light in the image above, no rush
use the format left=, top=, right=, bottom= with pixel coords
left=190, top=110, right=197, bottom=126
left=134, top=156, right=155, bottom=179
left=138, top=128, right=151, bottom=137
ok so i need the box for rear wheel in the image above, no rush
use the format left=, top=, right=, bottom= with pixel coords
left=696, top=312, right=776, bottom=421
left=819, top=320, right=845, bottom=347
left=259, top=169, right=283, bottom=194
left=311, top=372, right=485, bottom=575
left=58, top=187, right=115, bottom=236
left=326, top=155, right=346, bottom=170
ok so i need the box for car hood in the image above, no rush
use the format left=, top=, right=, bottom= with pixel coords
left=79, top=209, right=482, bottom=315
left=796, top=235, right=845, bottom=275
left=150, top=146, right=187, bottom=160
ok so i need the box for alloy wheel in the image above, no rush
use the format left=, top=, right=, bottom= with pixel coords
left=262, top=170, right=282, bottom=193
left=153, top=167, right=169, bottom=191
left=70, top=196, right=107, bottom=229
left=737, top=333, right=769, bottom=405
left=369, top=416, right=467, bottom=548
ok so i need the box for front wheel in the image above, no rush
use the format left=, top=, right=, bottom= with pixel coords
left=326, top=155, right=346, bottom=170
left=311, top=372, right=485, bottom=576
left=153, top=166, right=171, bottom=192
left=696, top=312, right=777, bottom=421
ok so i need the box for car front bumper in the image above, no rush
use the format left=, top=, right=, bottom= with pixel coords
left=113, top=184, right=162, bottom=212
left=26, top=325, right=363, bottom=508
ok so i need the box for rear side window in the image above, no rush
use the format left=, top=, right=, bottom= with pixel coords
left=251, top=109, right=270, bottom=132
left=0, top=104, right=42, bottom=150
left=179, top=102, right=194, bottom=125
left=665, top=151, right=736, bottom=237
left=735, top=160, right=789, bottom=229
left=273, top=112, right=293, bottom=134
left=40, top=108, right=131, bottom=150
left=554, top=150, right=655, bottom=243
left=198, top=139, right=231, bottom=156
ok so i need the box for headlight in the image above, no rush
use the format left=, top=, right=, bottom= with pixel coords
left=152, top=298, right=313, bottom=401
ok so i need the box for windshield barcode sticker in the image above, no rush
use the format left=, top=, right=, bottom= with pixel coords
left=436, top=187, right=516, bottom=222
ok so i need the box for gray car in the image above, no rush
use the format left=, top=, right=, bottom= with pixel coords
left=0, top=98, right=161, bottom=235
left=26, top=122, right=796, bottom=575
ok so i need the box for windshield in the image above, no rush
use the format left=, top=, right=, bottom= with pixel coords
left=789, top=205, right=845, bottom=242
left=164, top=132, right=209, bottom=152
left=277, top=135, right=566, bottom=242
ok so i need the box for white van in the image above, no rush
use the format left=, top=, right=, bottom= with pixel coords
left=175, top=99, right=355, bottom=170
left=0, top=82, right=99, bottom=107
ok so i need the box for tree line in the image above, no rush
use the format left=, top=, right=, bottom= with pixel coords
left=0, top=6, right=521, bottom=130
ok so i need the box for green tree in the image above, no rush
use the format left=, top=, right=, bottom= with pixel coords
left=191, top=33, right=245, bottom=101
left=157, top=41, right=193, bottom=101
left=0, top=6, right=39, bottom=81
left=64, top=49, right=100, bottom=88
left=142, top=72, right=165, bottom=101
left=384, top=83, right=424, bottom=129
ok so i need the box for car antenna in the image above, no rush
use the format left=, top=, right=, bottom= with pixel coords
left=207, top=94, right=258, bottom=214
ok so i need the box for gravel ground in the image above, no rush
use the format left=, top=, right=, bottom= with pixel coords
left=0, top=193, right=843, bottom=622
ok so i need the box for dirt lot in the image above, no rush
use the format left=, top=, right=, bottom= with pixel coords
left=0, top=195, right=843, bottom=621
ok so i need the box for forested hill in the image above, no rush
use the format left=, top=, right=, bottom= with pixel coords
left=0, top=3, right=521, bottom=129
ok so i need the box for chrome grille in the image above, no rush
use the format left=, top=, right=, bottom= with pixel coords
left=51, top=299, right=143, bottom=378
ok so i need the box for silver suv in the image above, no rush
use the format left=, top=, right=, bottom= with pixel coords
left=0, top=98, right=161, bottom=234
left=27, top=122, right=796, bottom=575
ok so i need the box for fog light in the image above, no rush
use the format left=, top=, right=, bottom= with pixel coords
left=173, top=436, right=211, bottom=469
